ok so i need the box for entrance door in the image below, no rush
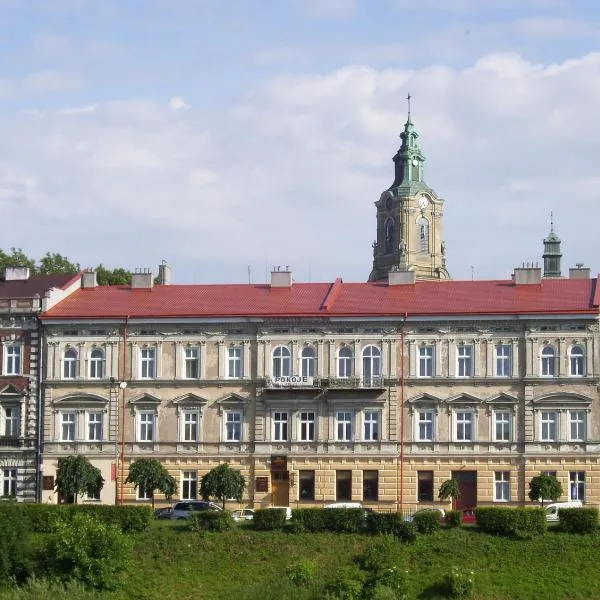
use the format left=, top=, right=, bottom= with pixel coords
left=451, top=471, right=477, bottom=510
left=271, top=471, right=290, bottom=506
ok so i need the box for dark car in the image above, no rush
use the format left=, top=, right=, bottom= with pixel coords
left=154, top=507, right=173, bottom=520
left=170, top=500, right=222, bottom=519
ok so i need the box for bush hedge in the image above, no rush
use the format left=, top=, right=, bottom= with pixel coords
left=323, top=508, right=366, bottom=533
left=558, top=507, right=598, bottom=534
left=290, top=508, right=329, bottom=532
left=445, top=510, right=462, bottom=528
left=475, top=507, right=546, bottom=537
left=253, top=508, right=287, bottom=530
left=189, top=511, right=235, bottom=532
left=0, top=515, right=31, bottom=584
left=412, top=510, right=442, bottom=534
left=0, top=504, right=152, bottom=534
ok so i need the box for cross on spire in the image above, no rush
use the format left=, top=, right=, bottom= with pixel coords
left=550, top=211, right=554, bottom=232
left=406, top=93, right=412, bottom=122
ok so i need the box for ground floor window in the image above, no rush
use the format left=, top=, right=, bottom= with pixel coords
left=299, top=470, right=315, bottom=501
left=363, top=470, right=378, bottom=501
left=494, top=471, right=510, bottom=501
left=336, top=470, right=352, bottom=502
left=182, top=471, right=198, bottom=500
left=570, top=471, right=585, bottom=501
left=137, top=483, right=153, bottom=500
left=417, top=471, right=434, bottom=502
left=1, top=468, right=17, bottom=497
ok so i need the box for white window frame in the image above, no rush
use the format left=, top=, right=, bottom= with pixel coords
left=2, top=405, right=19, bottom=437
left=336, top=411, right=353, bottom=442
left=87, top=411, right=103, bottom=441
left=362, top=345, right=381, bottom=386
left=137, top=483, right=153, bottom=500
left=416, top=410, right=434, bottom=442
left=338, top=346, right=353, bottom=378
left=455, top=410, right=474, bottom=442
left=494, top=471, right=510, bottom=502
left=300, top=346, right=316, bottom=377
left=138, top=410, right=155, bottom=442
left=181, top=470, right=198, bottom=500
left=1, top=467, right=17, bottom=497
left=495, top=344, right=512, bottom=377
left=89, top=348, right=105, bottom=379
left=272, top=411, right=289, bottom=442
left=493, top=411, right=511, bottom=442
left=569, top=410, right=586, bottom=442
left=272, top=345, right=291, bottom=377
left=224, top=410, right=242, bottom=442
left=3, top=344, right=22, bottom=376
left=60, top=411, right=76, bottom=441
left=541, top=346, right=556, bottom=377
left=184, top=346, right=201, bottom=379
left=418, top=346, right=434, bottom=378
left=569, top=345, right=585, bottom=376
left=139, top=348, right=156, bottom=380
left=227, top=346, right=243, bottom=379
left=63, top=348, right=78, bottom=379
left=540, top=411, right=558, bottom=441
left=456, top=345, right=473, bottom=377
left=299, top=411, right=315, bottom=442
left=181, top=410, right=200, bottom=442
left=363, top=411, right=380, bottom=442
left=570, top=471, right=585, bottom=501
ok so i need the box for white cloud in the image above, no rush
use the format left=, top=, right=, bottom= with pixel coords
left=514, top=17, right=600, bottom=38
left=1, top=52, right=600, bottom=282
left=295, top=0, right=359, bottom=19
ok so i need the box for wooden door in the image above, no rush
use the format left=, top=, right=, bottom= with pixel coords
left=451, top=471, right=477, bottom=510
left=271, top=471, right=290, bottom=506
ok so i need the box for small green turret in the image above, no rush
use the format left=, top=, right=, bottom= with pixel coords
left=543, top=213, right=562, bottom=278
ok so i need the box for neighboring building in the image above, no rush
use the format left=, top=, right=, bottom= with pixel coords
left=0, top=267, right=81, bottom=502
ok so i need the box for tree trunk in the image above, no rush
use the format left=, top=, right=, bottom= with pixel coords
left=151, top=492, right=155, bottom=511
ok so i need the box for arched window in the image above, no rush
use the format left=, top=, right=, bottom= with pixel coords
left=63, top=348, right=78, bottom=379
left=384, top=218, right=394, bottom=254
left=89, top=348, right=104, bottom=379
left=362, top=345, right=381, bottom=386
left=338, top=346, right=353, bottom=378
left=418, top=217, right=429, bottom=253
left=272, top=345, right=291, bottom=378
left=541, top=346, right=556, bottom=377
left=301, top=346, right=315, bottom=377
left=570, top=345, right=585, bottom=376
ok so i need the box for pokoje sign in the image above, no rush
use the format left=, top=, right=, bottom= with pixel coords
left=271, top=375, right=314, bottom=386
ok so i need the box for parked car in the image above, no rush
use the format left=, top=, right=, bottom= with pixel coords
left=325, top=502, right=363, bottom=509
left=231, top=508, right=255, bottom=521
left=154, top=507, right=173, bottom=520
left=404, top=507, right=446, bottom=523
left=265, top=506, right=292, bottom=520
left=545, top=500, right=583, bottom=522
left=461, top=508, right=477, bottom=525
left=170, top=500, right=222, bottom=519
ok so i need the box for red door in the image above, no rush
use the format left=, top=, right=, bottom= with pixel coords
left=452, top=471, right=477, bottom=510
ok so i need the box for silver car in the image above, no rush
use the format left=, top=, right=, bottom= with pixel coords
left=170, top=500, right=222, bottom=519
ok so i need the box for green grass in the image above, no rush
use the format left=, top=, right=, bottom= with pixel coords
left=3, top=522, right=600, bottom=599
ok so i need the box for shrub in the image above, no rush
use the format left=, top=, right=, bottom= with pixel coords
left=559, top=507, right=598, bottom=534
left=286, top=559, right=316, bottom=587
left=0, top=516, right=31, bottom=584
left=365, top=512, right=405, bottom=535
left=290, top=508, right=329, bottom=532
left=359, top=535, right=403, bottom=573
left=253, top=508, right=287, bottom=530
left=444, top=566, right=475, bottom=599
left=475, top=507, right=546, bottom=537
left=46, top=513, right=132, bottom=590
left=324, top=565, right=365, bottom=600
left=189, top=511, right=235, bottom=532
left=445, top=510, right=462, bottom=528
left=394, top=522, right=417, bottom=544
left=324, top=508, right=366, bottom=533
left=412, top=510, right=441, bottom=534
left=373, top=566, right=409, bottom=599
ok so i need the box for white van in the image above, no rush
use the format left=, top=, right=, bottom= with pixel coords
left=544, top=501, right=583, bottom=522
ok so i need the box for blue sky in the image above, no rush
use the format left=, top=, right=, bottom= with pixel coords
left=0, top=0, right=599, bottom=282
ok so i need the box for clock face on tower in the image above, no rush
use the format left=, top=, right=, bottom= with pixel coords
left=418, top=195, right=429, bottom=210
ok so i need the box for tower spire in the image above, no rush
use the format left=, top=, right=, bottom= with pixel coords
left=543, top=213, right=562, bottom=278
left=406, top=92, right=412, bottom=123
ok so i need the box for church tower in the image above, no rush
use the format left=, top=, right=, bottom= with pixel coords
left=369, top=98, right=450, bottom=282
left=542, top=214, right=562, bottom=278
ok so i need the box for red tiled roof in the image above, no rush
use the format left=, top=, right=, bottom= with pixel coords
left=0, top=273, right=80, bottom=299
left=41, top=277, right=599, bottom=320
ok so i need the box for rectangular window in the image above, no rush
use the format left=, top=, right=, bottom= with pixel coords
left=140, top=348, right=156, bottom=379
left=570, top=471, right=585, bottom=501
left=363, top=470, right=379, bottom=501
left=84, top=489, right=101, bottom=501
left=570, top=411, right=586, bottom=441
left=2, top=468, right=17, bottom=497
left=455, top=411, right=473, bottom=441
left=494, top=471, right=510, bottom=501
left=273, top=411, right=289, bottom=442
left=300, top=411, right=315, bottom=442
left=336, top=411, right=352, bottom=442
left=541, top=411, right=557, bottom=441
left=418, top=346, right=434, bottom=377
left=183, top=411, right=199, bottom=442
left=4, top=345, right=21, bottom=375
left=87, top=412, right=103, bottom=441
left=3, top=407, right=19, bottom=437
left=363, top=411, right=379, bottom=442
left=137, top=484, right=153, bottom=500
left=139, top=412, right=155, bottom=442
left=227, top=346, right=243, bottom=378
left=299, top=470, right=315, bottom=501
left=184, top=347, right=200, bottom=379
left=61, top=412, right=75, bottom=441
left=417, top=471, right=434, bottom=502
left=225, top=411, right=242, bottom=441
left=182, top=471, right=198, bottom=500
left=495, top=344, right=512, bottom=377
left=417, top=411, right=434, bottom=441
left=336, top=470, right=352, bottom=501
left=457, top=345, right=473, bottom=377
left=494, top=411, right=511, bottom=442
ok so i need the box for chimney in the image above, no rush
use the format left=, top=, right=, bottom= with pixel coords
left=4, top=266, right=30, bottom=281
left=131, top=268, right=154, bottom=289
left=388, top=268, right=416, bottom=285
left=270, top=266, right=292, bottom=288
left=569, top=263, right=590, bottom=279
left=512, top=263, right=542, bottom=285
left=158, top=260, right=171, bottom=285
left=82, top=270, right=97, bottom=289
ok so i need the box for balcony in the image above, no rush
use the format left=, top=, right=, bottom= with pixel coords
left=327, top=376, right=386, bottom=389
left=0, top=437, right=35, bottom=449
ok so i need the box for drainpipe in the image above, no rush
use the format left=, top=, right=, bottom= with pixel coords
left=119, top=316, right=129, bottom=505
left=35, top=321, right=45, bottom=503
left=399, top=312, right=407, bottom=514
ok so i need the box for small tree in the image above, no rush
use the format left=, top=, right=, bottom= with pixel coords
left=528, top=473, right=562, bottom=507
left=438, top=479, right=460, bottom=506
left=200, top=463, right=246, bottom=509
left=125, top=458, right=176, bottom=510
left=55, top=455, right=104, bottom=503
